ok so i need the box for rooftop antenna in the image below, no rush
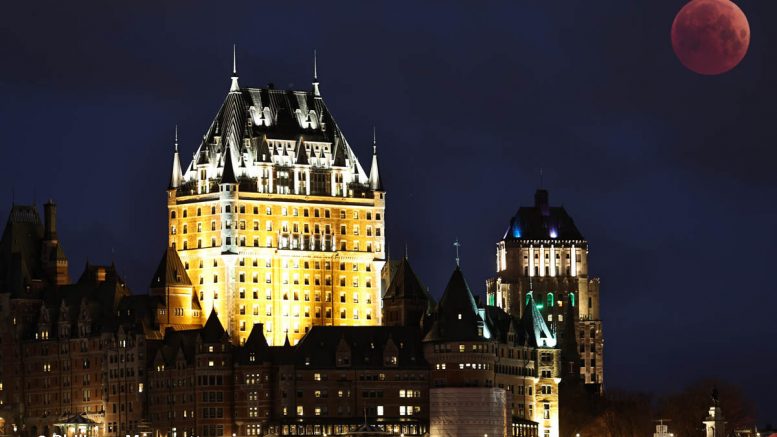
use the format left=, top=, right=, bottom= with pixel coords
left=453, top=238, right=461, bottom=266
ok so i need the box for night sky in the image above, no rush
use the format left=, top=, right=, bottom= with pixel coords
left=2, top=1, right=776, bottom=421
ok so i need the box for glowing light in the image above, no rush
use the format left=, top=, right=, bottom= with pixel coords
left=512, top=224, right=521, bottom=238
left=549, top=229, right=558, bottom=238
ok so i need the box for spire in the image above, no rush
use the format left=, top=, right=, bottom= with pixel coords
left=230, top=44, right=240, bottom=93
left=170, top=125, right=183, bottom=189
left=368, top=126, right=383, bottom=191
left=221, top=145, right=238, bottom=184
left=312, top=49, right=321, bottom=97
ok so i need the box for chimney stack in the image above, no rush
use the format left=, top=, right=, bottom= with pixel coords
left=44, top=199, right=57, bottom=241
left=534, top=189, right=550, bottom=216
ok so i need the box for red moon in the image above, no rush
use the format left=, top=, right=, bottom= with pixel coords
left=671, top=0, right=750, bottom=75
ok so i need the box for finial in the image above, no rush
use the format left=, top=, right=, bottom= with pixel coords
left=232, top=44, right=237, bottom=75
left=404, top=243, right=408, bottom=260
left=313, top=49, right=318, bottom=80
left=453, top=238, right=461, bottom=266
left=372, top=126, right=377, bottom=154
left=175, top=125, right=179, bottom=152
left=230, top=45, right=240, bottom=92
left=312, top=49, right=321, bottom=97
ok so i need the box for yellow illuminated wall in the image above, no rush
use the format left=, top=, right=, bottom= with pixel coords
left=167, top=188, right=386, bottom=346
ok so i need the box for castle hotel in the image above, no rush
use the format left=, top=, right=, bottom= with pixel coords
left=0, top=55, right=605, bottom=437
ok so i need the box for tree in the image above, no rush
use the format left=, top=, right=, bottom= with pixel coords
left=657, top=378, right=756, bottom=437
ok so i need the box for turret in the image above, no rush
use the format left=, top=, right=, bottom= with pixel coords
left=219, top=145, right=238, bottom=255
left=43, top=200, right=57, bottom=241
left=41, top=199, right=69, bottom=285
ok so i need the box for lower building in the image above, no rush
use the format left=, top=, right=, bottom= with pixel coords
left=0, top=205, right=560, bottom=437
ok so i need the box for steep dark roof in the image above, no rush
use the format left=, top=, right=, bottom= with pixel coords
left=33, top=263, right=131, bottom=340
left=201, top=310, right=228, bottom=343
left=291, top=326, right=427, bottom=369
left=181, top=86, right=370, bottom=191
left=295, top=141, right=309, bottom=165
left=235, top=323, right=270, bottom=364
left=220, top=146, right=238, bottom=184
left=503, top=189, right=584, bottom=241
left=383, top=257, right=432, bottom=302
left=423, top=267, right=485, bottom=342
left=149, top=247, right=192, bottom=289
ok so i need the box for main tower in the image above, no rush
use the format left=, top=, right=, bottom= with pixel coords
left=486, top=188, right=603, bottom=390
left=165, top=51, right=386, bottom=345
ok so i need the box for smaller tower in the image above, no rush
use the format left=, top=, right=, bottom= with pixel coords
left=218, top=145, right=239, bottom=334
left=149, top=247, right=202, bottom=330
left=704, top=388, right=727, bottom=437
left=41, top=200, right=69, bottom=285
left=382, top=257, right=432, bottom=327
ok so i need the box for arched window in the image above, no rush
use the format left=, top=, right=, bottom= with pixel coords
left=569, top=292, right=576, bottom=307
left=547, top=292, right=554, bottom=308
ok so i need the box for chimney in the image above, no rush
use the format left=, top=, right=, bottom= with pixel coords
left=44, top=199, right=57, bottom=240
left=534, top=189, right=550, bottom=216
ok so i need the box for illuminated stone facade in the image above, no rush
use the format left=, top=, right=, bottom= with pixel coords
left=429, top=387, right=507, bottom=437
left=165, top=59, right=386, bottom=346
left=486, top=189, right=604, bottom=390
left=423, top=266, right=560, bottom=437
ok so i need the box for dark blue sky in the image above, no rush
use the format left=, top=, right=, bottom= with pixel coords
left=2, top=1, right=776, bottom=422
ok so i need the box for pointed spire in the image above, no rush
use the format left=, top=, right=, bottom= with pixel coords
left=230, top=44, right=240, bottom=93
left=312, top=49, right=321, bottom=97
left=368, top=126, right=383, bottom=191
left=170, top=126, right=183, bottom=189
left=221, top=145, right=237, bottom=184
